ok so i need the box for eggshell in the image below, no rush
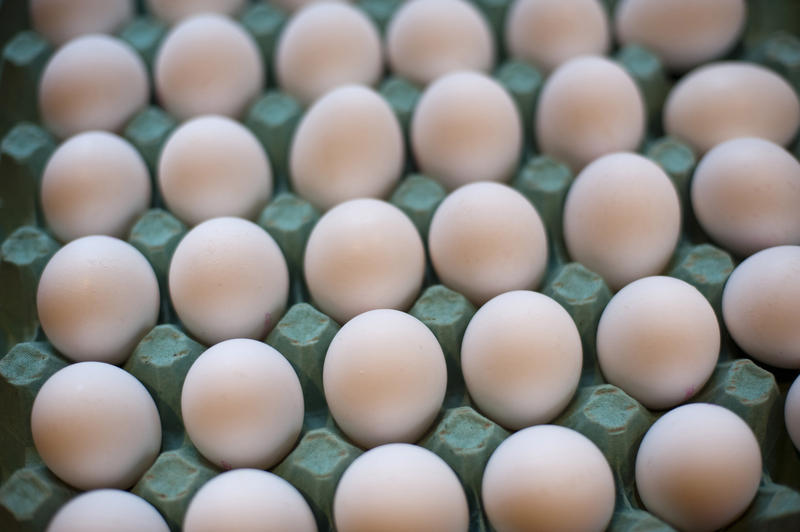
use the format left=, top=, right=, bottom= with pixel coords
left=158, top=115, right=272, bottom=226
left=168, top=217, right=289, bottom=345
left=181, top=339, right=303, bottom=470
left=597, top=276, right=720, bottom=410
left=461, top=290, right=582, bottom=430
left=664, top=62, right=800, bottom=154
left=386, top=0, right=494, bottom=86
left=275, top=3, right=382, bottom=104
left=41, top=131, right=151, bottom=242
left=323, top=309, right=446, bottom=448
left=691, top=137, right=800, bottom=257
left=505, top=0, right=610, bottom=73
left=536, top=55, right=646, bottom=171
left=303, top=199, right=425, bottom=324
left=428, top=181, right=548, bottom=306
left=31, top=0, right=133, bottom=45
left=333, top=443, right=469, bottom=532
left=562, top=152, right=681, bottom=290
left=785, top=374, right=800, bottom=452
left=145, top=0, right=246, bottom=24
left=482, top=425, right=615, bottom=532
left=37, top=235, right=159, bottom=364
left=722, top=245, right=800, bottom=368
left=615, top=0, right=746, bottom=71
left=289, top=85, right=404, bottom=211
left=31, top=362, right=161, bottom=490
left=635, top=403, right=761, bottom=532
left=154, top=14, right=264, bottom=120
left=46, top=490, right=169, bottom=532
left=183, top=469, right=315, bottom=532
left=411, top=71, right=522, bottom=190
left=38, top=34, right=148, bottom=139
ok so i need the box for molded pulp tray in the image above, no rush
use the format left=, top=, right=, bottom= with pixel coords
left=2, top=0, right=800, bottom=530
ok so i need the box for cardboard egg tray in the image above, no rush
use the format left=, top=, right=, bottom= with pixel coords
left=2, top=0, right=800, bottom=530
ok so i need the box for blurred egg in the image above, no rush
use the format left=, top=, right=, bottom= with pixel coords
left=181, top=339, right=303, bottom=469
left=158, top=115, right=272, bottom=226
left=39, top=34, right=148, bottom=139
left=168, top=217, right=288, bottom=345
left=290, top=85, right=404, bottom=211
left=664, top=62, right=800, bottom=154
left=145, top=0, right=246, bottom=24
left=722, top=245, right=800, bottom=369
left=428, top=182, right=548, bottom=305
left=505, top=0, right=610, bottom=73
left=31, top=0, right=133, bottom=46
left=183, top=469, right=315, bottom=532
left=563, top=152, right=681, bottom=290
left=635, top=403, right=761, bottom=531
left=333, top=443, right=469, bottom=532
left=461, top=290, right=582, bottom=430
left=536, top=55, right=645, bottom=171
left=46, top=489, right=168, bottom=532
left=32, top=362, right=161, bottom=490
left=411, top=71, right=522, bottom=190
left=275, top=3, right=382, bottom=104
left=154, top=14, right=264, bottom=120
left=323, top=309, right=446, bottom=448
left=482, top=425, right=615, bottom=532
left=386, top=0, right=494, bottom=86
left=41, top=131, right=150, bottom=242
left=303, top=199, right=424, bottom=324
left=615, top=0, right=746, bottom=71
left=37, top=235, right=159, bottom=364
left=597, top=276, right=720, bottom=410
left=691, top=137, right=800, bottom=257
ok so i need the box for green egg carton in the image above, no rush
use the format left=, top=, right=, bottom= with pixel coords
left=2, top=0, right=800, bottom=530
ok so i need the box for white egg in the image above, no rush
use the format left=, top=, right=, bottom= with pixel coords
left=536, top=55, right=646, bottom=171
left=181, top=339, right=304, bottom=470
left=428, top=181, right=548, bottom=306
left=411, top=71, right=522, bottom=190
left=183, top=469, right=316, bottom=532
left=38, top=34, right=148, bottom=139
left=563, top=152, right=681, bottom=290
left=41, top=131, right=151, bottom=243
left=168, top=217, right=289, bottom=346
left=597, top=276, right=720, bottom=410
left=333, top=443, right=469, bottom=532
left=722, top=245, right=800, bottom=369
left=46, top=489, right=168, bottom=532
left=323, top=309, right=446, bottom=449
left=482, top=425, right=615, bottom=532
left=275, top=3, right=382, bottom=104
left=289, top=85, right=404, bottom=211
left=386, top=0, right=494, bottom=86
left=505, top=0, right=610, bottom=73
left=31, top=362, right=161, bottom=490
left=145, top=0, right=247, bottom=24
left=303, top=199, right=425, bottom=324
left=37, top=235, right=159, bottom=364
left=31, top=0, right=133, bottom=46
left=461, top=290, right=582, bottom=430
left=664, top=62, right=800, bottom=154
left=785, top=374, right=800, bottom=452
left=154, top=14, right=264, bottom=120
left=691, top=137, right=800, bottom=257
left=158, top=115, right=272, bottom=226
left=635, top=403, right=761, bottom=532
left=615, top=0, right=747, bottom=71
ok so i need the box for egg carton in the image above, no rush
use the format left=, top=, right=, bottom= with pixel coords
left=1, top=0, right=800, bottom=531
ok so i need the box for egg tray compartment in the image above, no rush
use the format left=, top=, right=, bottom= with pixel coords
left=2, top=0, right=800, bottom=530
